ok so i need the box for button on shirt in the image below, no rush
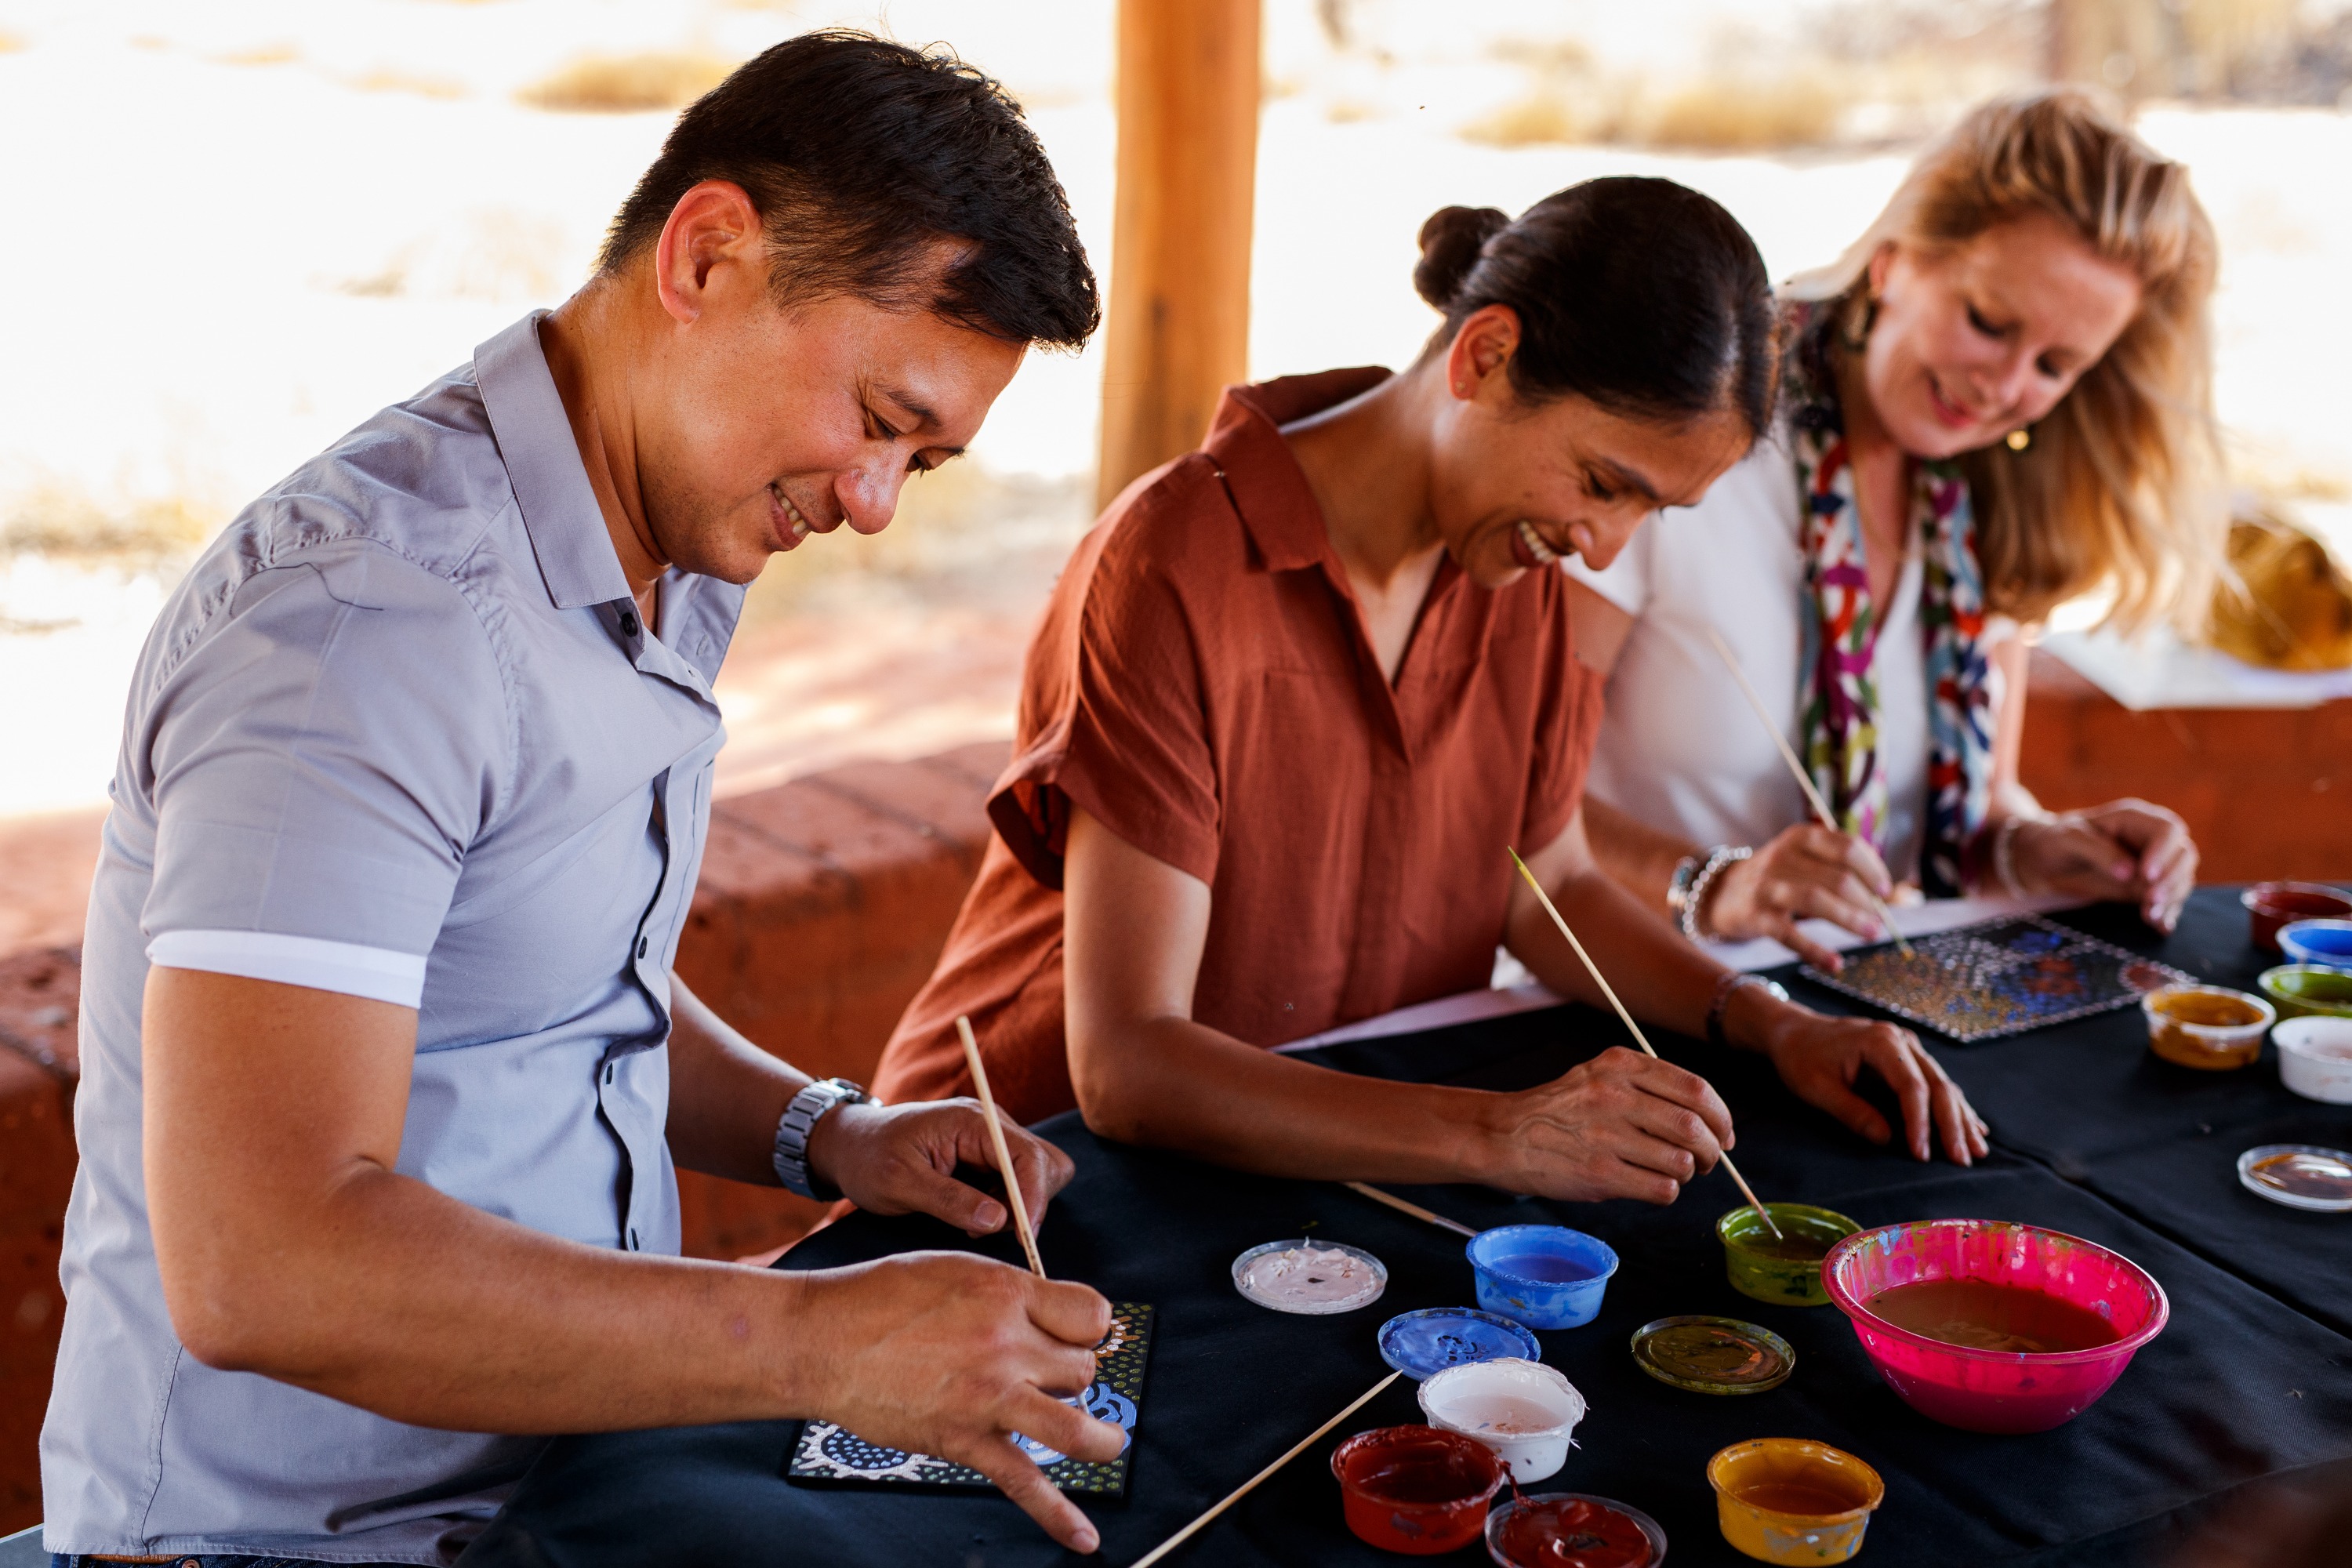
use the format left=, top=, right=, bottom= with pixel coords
left=41, top=314, right=745, bottom=1563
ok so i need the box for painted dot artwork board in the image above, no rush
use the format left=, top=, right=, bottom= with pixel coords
left=1800, top=914, right=2187, bottom=1042
left=784, top=1302, right=1152, bottom=1501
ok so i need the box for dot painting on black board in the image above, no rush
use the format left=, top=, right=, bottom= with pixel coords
left=785, top=1304, right=1154, bottom=1499
left=1802, top=915, right=2187, bottom=1043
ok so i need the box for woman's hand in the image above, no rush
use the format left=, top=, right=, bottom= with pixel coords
left=1483, top=1046, right=1738, bottom=1205
left=1732, top=991, right=1989, bottom=1165
left=2005, top=800, right=2197, bottom=932
left=1703, top=824, right=1896, bottom=971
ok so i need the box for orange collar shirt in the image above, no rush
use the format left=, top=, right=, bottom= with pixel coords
left=872, top=370, right=1605, bottom=1124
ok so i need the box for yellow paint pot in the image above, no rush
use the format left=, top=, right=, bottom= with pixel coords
left=1708, top=1438, right=1884, bottom=1563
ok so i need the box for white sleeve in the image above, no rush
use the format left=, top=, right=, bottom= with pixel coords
left=1561, top=521, right=1653, bottom=616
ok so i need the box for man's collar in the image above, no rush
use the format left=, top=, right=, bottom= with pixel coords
left=1200, top=368, right=1390, bottom=572
left=474, top=311, right=634, bottom=612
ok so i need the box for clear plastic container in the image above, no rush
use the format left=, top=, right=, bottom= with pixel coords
left=2140, top=984, right=2274, bottom=1069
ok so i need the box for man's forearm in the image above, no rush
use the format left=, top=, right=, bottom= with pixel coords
left=189, top=1162, right=836, bottom=1432
left=664, top=975, right=807, bottom=1183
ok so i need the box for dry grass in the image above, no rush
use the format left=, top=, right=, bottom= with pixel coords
left=349, top=67, right=468, bottom=101
left=1461, top=92, right=1595, bottom=147
left=520, top=51, right=739, bottom=113
left=213, top=42, right=300, bottom=68
left=1463, top=70, right=1842, bottom=152
left=2, top=485, right=221, bottom=568
left=1642, top=71, right=1839, bottom=151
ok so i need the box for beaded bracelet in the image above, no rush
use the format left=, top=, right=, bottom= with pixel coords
left=1679, top=845, right=1753, bottom=943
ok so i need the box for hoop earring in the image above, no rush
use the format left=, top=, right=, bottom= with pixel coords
left=2005, top=426, right=2031, bottom=452
left=1838, top=294, right=1878, bottom=354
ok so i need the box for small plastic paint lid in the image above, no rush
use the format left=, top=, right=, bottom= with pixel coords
left=1231, top=1239, right=1388, bottom=1315
left=1377, top=1307, right=1543, bottom=1381
left=1629, top=1315, right=1795, bottom=1395
left=2237, top=1144, right=2352, bottom=1212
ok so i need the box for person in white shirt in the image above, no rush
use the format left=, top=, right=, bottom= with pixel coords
left=1567, top=89, right=2220, bottom=971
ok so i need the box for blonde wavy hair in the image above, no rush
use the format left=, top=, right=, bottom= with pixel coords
left=1791, top=89, right=2223, bottom=631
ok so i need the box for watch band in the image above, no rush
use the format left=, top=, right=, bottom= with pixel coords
left=1705, top=971, right=1789, bottom=1047
left=772, top=1077, right=873, bottom=1201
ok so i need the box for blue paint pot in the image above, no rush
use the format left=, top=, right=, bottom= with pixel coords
left=1465, top=1225, right=1619, bottom=1330
left=2280, top=920, right=2352, bottom=971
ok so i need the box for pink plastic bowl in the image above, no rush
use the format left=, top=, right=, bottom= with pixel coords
left=1824, top=1219, right=2168, bottom=1433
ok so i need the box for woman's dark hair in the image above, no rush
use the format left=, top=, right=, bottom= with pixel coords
left=1414, top=178, right=1780, bottom=437
left=599, top=31, right=1098, bottom=349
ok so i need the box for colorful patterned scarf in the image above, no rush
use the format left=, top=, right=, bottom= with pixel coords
left=1787, top=304, right=1994, bottom=897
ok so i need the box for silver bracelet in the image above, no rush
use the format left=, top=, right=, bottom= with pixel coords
left=1679, top=845, right=1753, bottom=942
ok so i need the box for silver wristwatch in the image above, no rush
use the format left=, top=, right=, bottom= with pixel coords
left=772, top=1077, right=874, bottom=1201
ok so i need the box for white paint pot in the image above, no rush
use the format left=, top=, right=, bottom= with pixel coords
left=2276, top=1014, right=2352, bottom=1103
left=1416, top=1356, right=1585, bottom=1483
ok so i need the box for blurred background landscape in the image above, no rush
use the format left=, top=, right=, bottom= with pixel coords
left=0, top=0, right=2348, bottom=861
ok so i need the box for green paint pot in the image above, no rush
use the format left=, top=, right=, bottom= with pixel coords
left=1716, top=1203, right=1860, bottom=1308
left=2259, top=964, right=2352, bottom=1021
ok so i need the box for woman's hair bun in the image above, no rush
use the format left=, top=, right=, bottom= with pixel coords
left=1414, top=205, right=1510, bottom=310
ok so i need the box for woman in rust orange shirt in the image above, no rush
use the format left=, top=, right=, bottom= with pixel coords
left=876, top=179, right=1986, bottom=1204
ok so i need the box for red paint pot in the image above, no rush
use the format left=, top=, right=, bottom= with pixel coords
left=1486, top=1491, right=1668, bottom=1568
left=1330, top=1424, right=1506, bottom=1555
left=2245, top=882, right=2352, bottom=954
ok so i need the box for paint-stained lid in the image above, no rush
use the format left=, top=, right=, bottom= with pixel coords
left=1378, top=1307, right=1543, bottom=1381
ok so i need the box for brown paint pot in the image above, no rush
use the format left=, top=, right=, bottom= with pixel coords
left=2141, top=985, right=2274, bottom=1070
left=1329, top=1424, right=1505, bottom=1555
left=2244, top=883, right=2352, bottom=954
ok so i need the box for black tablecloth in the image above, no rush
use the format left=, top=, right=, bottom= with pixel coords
left=462, top=890, right=2352, bottom=1567
left=1782, top=890, right=2352, bottom=1338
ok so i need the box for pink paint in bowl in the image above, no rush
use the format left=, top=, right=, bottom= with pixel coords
left=1824, top=1219, right=2168, bottom=1433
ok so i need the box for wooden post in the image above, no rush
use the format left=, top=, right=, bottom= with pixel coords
left=1095, top=0, right=1261, bottom=514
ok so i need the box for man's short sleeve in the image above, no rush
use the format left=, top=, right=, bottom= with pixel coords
left=989, top=529, right=1220, bottom=891
left=140, top=546, right=510, bottom=1007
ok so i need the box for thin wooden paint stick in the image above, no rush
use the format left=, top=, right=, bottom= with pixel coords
left=955, top=1014, right=1047, bottom=1279
left=1129, top=1370, right=1403, bottom=1568
left=1507, top=849, right=1784, bottom=1242
left=1701, top=626, right=1914, bottom=957
left=1343, top=1181, right=1479, bottom=1239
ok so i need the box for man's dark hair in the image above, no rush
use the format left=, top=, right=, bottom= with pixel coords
left=599, top=31, right=1098, bottom=350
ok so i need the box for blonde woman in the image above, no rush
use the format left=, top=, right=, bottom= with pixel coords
left=1571, top=89, right=2222, bottom=969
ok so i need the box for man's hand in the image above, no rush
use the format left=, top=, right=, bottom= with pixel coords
left=792, top=1253, right=1123, bottom=1553
left=2009, top=800, right=2197, bottom=933
left=1485, top=1046, right=1737, bottom=1204
left=1735, top=990, right=1988, bottom=1164
left=1704, top=824, right=1896, bottom=971
left=807, top=1100, right=1076, bottom=1239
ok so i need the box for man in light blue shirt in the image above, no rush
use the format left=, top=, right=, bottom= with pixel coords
left=43, top=33, right=1122, bottom=1565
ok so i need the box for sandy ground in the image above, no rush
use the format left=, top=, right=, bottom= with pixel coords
left=2, top=1, right=2348, bottom=840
